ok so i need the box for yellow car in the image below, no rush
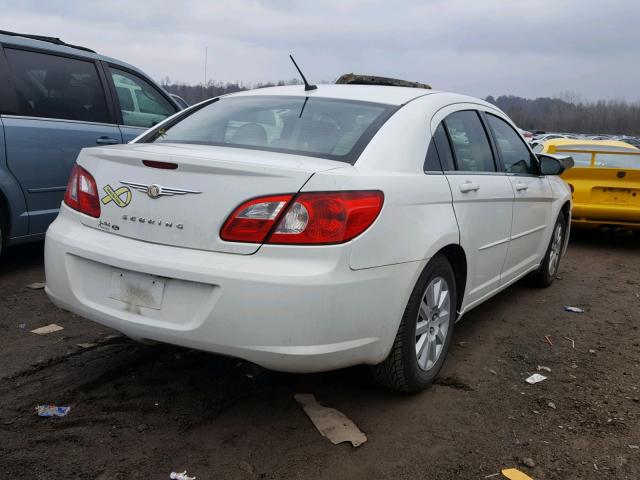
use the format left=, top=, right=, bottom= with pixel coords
left=539, top=139, right=640, bottom=231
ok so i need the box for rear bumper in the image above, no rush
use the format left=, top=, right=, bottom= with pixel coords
left=572, top=203, right=640, bottom=229
left=45, top=208, right=422, bottom=372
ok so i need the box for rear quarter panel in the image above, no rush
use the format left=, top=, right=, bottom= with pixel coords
left=304, top=169, right=458, bottom=270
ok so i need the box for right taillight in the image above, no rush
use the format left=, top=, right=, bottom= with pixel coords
left=269, top=191, right=384, bottom=244
left=220, top=191, right=384, bottom=245
left=64, top=164, right=101, bottom=218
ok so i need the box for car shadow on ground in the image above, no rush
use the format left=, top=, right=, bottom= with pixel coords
left=569, top=227, right=638, bottom=250
left=0, top=241, right=44, bottom=279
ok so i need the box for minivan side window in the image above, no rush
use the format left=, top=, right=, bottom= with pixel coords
left=4, top=48, right=109, bottom=123
left=109, top=68, right=176, bottom=128
left=486, top=114, right=536, bottom=174
left=443, top=110, right=496, bottom=172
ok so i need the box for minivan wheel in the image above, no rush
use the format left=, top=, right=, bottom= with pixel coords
left=372, top=254, right=456, bottom=393
left=530, top=213, right=566, bottom=288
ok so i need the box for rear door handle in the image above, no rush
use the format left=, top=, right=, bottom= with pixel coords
left=96, top=136, right=120, bottom=146
left=459, top=181, right=480, bottom=193
left=514, top=182, right=528, bottom=191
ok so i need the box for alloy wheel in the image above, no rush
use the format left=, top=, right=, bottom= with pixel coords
left=415, top=276, right=451, bottom=371
left=548, top=223, right=563, bottom=275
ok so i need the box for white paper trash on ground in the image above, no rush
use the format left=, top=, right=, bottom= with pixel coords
left=525, top=373, right=547, bottom=384
left=170, top=471, right=195, bottom=480
left=31, top=324, right=64, bottom=335
left=26, top=281, right=46, bottom=290
left=294, top=393, right=367, bottom=447
left=564, top=305, right=584, bottom=313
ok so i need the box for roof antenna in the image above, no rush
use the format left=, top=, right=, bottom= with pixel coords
left=289, top=54, right=317, bottom=91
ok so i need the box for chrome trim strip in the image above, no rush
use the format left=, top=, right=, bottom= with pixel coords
left=513, top=197, right=554, bottom=202
left=120, top=181, right=202, bottom=197
left=0, top=114, right=117, bottom=128
left=478, top=224, right=547, bottom=251
left=510, top=224, right=547, bottom=241
left=444, top=171, right=507, bottom=176
left=27, top=186, right=66, bottom=193
left=478, top=236, right=510, bottom=251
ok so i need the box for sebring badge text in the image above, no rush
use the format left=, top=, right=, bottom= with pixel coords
left=97, top=216, right=184, bottom=232
left=122, top=214, right=184, bottom=230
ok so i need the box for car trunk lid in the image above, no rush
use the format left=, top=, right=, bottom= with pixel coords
left=77, top=143, right=346, bottom=254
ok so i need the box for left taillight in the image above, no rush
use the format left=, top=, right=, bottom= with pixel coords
left=64, top=164, right=101, bottom=218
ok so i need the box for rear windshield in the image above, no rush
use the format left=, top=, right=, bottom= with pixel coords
left=149, top=95, right=396, bottom=163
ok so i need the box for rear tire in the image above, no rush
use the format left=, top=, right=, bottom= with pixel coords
left=530, top=213, right=566, bottom=287
left=371, top=254, right=456, bottom=393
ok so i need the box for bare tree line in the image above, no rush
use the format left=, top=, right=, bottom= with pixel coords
left=160, top=77, right=301, bottom=106
left=486, top=94, right=640, bottom=135
left=160, top=79, right=640, bottom=136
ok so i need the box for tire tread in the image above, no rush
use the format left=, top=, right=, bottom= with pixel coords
left=371, top=254, right=456, bottom=393
left=371, top=311, right=409, bottom=391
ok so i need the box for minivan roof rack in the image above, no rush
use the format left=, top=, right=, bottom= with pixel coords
left=336, top=73, right=431, bottom=90
left=0, top=30, right=96, bottom=53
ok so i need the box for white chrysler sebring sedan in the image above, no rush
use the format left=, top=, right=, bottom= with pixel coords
left=45, top=82, right=573, bottom=392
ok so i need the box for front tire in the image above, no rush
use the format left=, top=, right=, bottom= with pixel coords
left=372, top=254, right=456, bottom=393
left=530, top=213, right=566, bottom=287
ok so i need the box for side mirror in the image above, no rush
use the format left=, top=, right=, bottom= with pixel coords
left=537, top=154, right=574, bottom=175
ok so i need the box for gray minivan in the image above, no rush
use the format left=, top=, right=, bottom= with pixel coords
left=0, top=31, right=180, bottom=254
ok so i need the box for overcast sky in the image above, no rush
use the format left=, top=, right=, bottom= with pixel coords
left=2, top=0, right=639, bottom=101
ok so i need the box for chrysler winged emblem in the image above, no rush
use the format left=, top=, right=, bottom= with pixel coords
left=120, top=181, right=201, bottom=199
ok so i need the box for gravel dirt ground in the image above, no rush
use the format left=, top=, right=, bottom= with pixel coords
left=0, top=231, right=638, bottom=480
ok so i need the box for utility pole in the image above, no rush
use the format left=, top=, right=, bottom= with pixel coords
left=204, top=47, right=208, bottom=87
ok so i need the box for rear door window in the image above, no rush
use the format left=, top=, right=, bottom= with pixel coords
left=148, top=95, right=397, bottom=164
left=4, top=48, right=109, bottom=123
left=109, top=68, right=176, bottom=128
left=443, top=110, right=496, bottom=172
